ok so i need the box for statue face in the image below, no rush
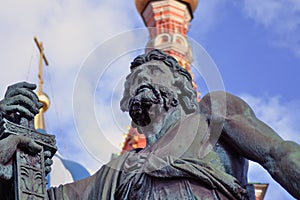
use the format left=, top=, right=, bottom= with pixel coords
left=129, top=60, right=176, bottom=95
left=127, top=60, right=179, bottom=127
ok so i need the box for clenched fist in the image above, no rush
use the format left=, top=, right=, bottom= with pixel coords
left=0, top=82, right=43, bottom=122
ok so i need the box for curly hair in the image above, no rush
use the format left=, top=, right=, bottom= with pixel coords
left=120, top=49, right=198, bottom=114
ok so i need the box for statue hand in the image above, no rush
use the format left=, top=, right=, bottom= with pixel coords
left=0, top=135, right=42, bottom=180
left=0, top=82, right=43, bottom=121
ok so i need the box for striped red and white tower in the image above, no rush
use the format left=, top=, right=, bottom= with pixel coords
left=136, top=0, right=198, bottom=73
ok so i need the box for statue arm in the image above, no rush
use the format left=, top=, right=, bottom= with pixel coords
left=47, top=174, right=97, bottom=199
left=200, top=91, right=300, bottom=199
left=0, top=82, right=45, bottom=176
left=47, top=156, right=125, bottom=199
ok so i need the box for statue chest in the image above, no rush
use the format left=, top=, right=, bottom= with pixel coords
left=116, top=172, right=229, bottom=200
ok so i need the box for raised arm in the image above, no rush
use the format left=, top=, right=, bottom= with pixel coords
left=199, top=91, right=300, bottom=199
left=0, top=82, right=44, bottom=178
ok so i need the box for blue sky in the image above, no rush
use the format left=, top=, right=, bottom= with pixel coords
left=0, top=0, right=299, bottom=199
left=190, top=1, right=300, bottom=100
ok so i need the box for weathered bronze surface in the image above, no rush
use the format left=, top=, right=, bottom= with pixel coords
left=0, top=82, right=56, bottom=200
left=1, top=50, right=300, bottom=199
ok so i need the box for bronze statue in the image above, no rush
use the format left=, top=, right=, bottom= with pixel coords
left=0, top=50, right=299, bottom=199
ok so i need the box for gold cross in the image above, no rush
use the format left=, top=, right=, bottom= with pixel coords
left=34, top=36, right=49, bottom=93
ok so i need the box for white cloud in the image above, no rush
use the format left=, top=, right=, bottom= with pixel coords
left=0, top=0, right=142, bottom=91
left=239, top=0, right=300, bottom=56
left=241, top=94, right=300, bottom=200
left=241, top=94, right=300, bottom=142
left=0, top=0, right=143, bottom=173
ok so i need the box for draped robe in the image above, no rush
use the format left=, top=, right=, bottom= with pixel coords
left=47, top=113, right=254, bottom=200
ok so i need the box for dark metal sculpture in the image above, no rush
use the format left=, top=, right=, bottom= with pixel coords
left=0, top=82, right=56, bottom=200
left=0, top=50, right=300, bottom=199
left=0, top=118, right=56, bottom=200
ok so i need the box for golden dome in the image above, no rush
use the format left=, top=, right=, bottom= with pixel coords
left=37, top=91, right=50, bottom=112
left=135, top=0, right=199, bottom=15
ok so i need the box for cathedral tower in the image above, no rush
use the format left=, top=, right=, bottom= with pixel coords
left=135, top=0, right=198, bottom=74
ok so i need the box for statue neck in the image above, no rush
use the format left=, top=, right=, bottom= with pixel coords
left=140, top=107, right=184, bottom=147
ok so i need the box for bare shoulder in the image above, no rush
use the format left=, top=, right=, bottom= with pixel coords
left=199, top=91, right=255, bottom=118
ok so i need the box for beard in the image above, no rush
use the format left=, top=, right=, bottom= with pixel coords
left=129, top=84, right=178, bottom=127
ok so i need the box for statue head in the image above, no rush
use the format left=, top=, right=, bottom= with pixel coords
left=120, top=49, right=198, bottom=127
